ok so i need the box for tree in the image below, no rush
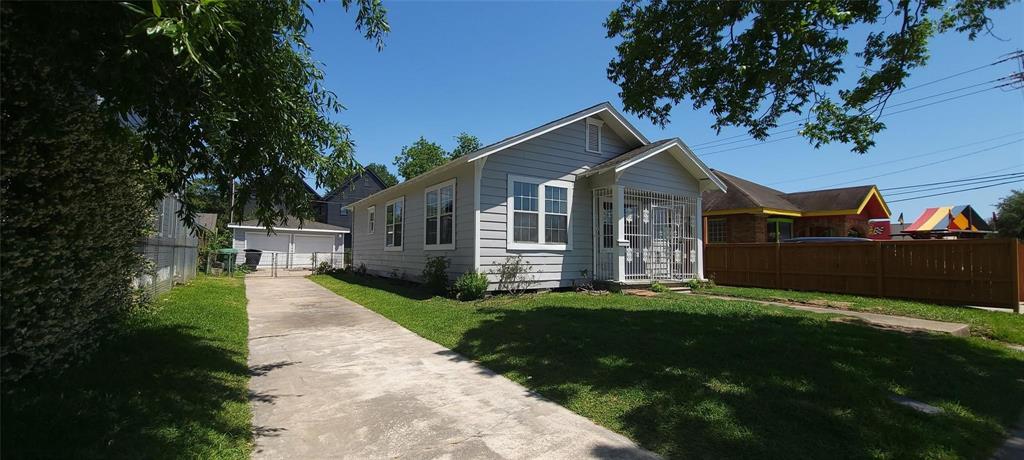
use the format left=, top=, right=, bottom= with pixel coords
left=394, top=137, right=449, bottom=180
left=3, top=0, right=389, bottom=229
left=993, top=190, right=1024, bottom=239
left=392, top=133, right=481, bottom=180
left=365, top=163, right=399, bottom=187
left=449, top=132, right=482, bottom=159
left=605, top=0, right=1015, bottom=153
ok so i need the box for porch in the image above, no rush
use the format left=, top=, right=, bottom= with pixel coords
left=592, top=187, right=702, bottom=284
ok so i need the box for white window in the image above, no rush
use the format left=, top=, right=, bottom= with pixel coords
left=367, top=206, right=375, bottom=234
left=340, top=206, right=349, bottom=216
left=424, top=179, right=456, bottom=250
left=586, top=118, right=603, bottom=153
left=506, top=175, right=573, bottom=250
left=385, top=197, right=404, bottom=251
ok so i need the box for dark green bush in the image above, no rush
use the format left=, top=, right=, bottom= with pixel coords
left=1, top=11, right=153, bottom=383
left=453, top=272, right=489, bottom=301
left=422, top=255, right=451, bottom=296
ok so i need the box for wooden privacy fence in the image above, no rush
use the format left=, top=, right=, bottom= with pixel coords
left=704, top=238, right=1023, bottom=312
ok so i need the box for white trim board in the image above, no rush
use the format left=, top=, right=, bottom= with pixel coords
left=228, top=225, right=349, bottom=234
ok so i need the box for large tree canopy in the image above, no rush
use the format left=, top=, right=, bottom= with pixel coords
left=606, top=0, right=1015, bottom=153
left=4, top=0, right=389, bottom=229
left=393, top=133, right=481, bottom=180
left=365, top=162, right=399, bottom=187
left=993, top=189, right=1024, bottom=238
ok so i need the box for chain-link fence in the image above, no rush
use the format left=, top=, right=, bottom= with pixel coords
left=206, top=250, right=351, bottom=278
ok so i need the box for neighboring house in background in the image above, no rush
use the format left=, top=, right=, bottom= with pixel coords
left=322, top=167, right=389, bottom=248
left=702, top=171, right=891, bottom=243
left=241, top=181, right=328, bottom=223
left=897, top=205, right=993, bottom=239
left=227, top=217, right=348, bottom=269
left=136, top=195, right=199, bottom=296
left=346, top=102, right=725, bottom=290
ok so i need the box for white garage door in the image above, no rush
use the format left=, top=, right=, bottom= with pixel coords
left=245, top=232, right=289, bottom=267
left=293, top=234, right=335, bottom=267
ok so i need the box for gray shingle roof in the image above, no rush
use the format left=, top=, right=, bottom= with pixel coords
left=584, top=139, right=676, bottom=175
left=233, top=217, right=349, bottom=232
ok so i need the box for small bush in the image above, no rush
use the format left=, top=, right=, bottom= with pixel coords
left=422, top=255, right=451, bottom=295
left=650, top=281, right=669, bottom=293
left=454, top=272, right=489, bottom=300
left=491, top=255, right=534, bottom=295
left=688, top=278, right=716, bottom=291
left=356, top=263, right=368, bottom=276
left=313, top=261, right=334, bottom=275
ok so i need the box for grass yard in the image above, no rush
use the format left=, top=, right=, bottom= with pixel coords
left=2, top=275, right=252, bottom=459
left=695, top=285, right=1024, bottom=346
left=312, top=273, right=1024, bottom=460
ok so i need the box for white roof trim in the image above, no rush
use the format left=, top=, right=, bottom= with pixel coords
left=348, top=103, right=649, bottom=209
left=227, top=224, right=349, bottom=234
left=611, top=139, right=727, bottom=192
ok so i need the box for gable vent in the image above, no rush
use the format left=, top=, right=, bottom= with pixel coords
left=586, top=119, right=602, bottom=153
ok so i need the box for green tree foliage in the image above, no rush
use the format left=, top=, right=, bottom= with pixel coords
left=449, top=132, right=482, bottom=159
left=605, top=0, right=1014, bottom=153
left=365, top=162, right=399, bottom=187
left=4, top=0, right=389, bottom=229
left=394, top=137, right=449, bottom=180
left=993, top=190, right=1024, bottom=239
left=393, top=133, right=481, bottom=180
left=1, top=19, right=153, bottom=382
left=0, top=0, right=388, bottom=382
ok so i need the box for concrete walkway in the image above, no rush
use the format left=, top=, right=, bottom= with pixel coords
left=693, top=294, right=971, bottom=337
left=246, top=276, right=657, bottom=460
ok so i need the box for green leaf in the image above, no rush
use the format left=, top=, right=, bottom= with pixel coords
left=151, top=0, right=162, bottom=17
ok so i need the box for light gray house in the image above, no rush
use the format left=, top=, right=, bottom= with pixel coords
left=347, top=102, right=726, bottom=289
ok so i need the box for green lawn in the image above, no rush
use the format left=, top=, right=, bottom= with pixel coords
left=2, top=275, right=252, bottom=459
left=695, top=285, right=1024, bottom=345
left=312, top=273, right=1024, bottom=460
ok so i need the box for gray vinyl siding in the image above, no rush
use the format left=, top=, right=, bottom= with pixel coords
left=324, top=172, right=386, bottom=229
left=351, top=163, right=475, bottom=281
left=617, top=150, right=700, bottom=196
left=479, top=119, right=636, bottom=290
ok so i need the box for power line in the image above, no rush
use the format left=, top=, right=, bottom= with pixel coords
left=687, top=53, right=1020, bottom=149
left=885, top=173, right=1024, bottom=196
left=768, top=131, right=1024, bottom=186
left=826, top=138, right=1024, bottom=187
left=881, top=172, right=1024, bottom=191
left=887, top=178, right=1024, bottom=203
left=696, top=84, right=1012, bottom=157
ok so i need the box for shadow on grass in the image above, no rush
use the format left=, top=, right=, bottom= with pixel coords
left=449, top=305, right=1024, bottom=459
left=2, top=322, right=251, bottom=459
left=326, top=272, right=434, bottom=301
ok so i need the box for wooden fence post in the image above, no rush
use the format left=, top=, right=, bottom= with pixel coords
left=1012, top=238, right=1022, bottom=314
left=876, top=242, right=885, bottom=297
left=775, top=243, right=781, bottom=289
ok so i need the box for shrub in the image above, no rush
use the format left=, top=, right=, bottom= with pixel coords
left=454, top=272, right=489, bottom=301
left=688, top=278, right=716, bottom=291
left=422, top=255, right=450, bottom=295
left=650, top=281, right=669, bottom=293
left=1, top=35, right=153, bottom=383
left=313, top=261, right=334, bottom=275
left=356, top=263, right=368, bottom=276
left=491, top=256, right=535, bottom=295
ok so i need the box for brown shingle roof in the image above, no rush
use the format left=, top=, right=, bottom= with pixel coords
left=585, top=139, right=675, bottom=174
left=703, top=170, right=878, bottom=214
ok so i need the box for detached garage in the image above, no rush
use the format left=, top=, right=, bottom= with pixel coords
left=228, top=218, right=349, bottom=270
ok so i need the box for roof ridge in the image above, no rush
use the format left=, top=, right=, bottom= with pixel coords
left=712, top=170, right=797, bottom=209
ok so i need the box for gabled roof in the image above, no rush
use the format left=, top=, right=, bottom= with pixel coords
left=580, top=138, right=726, bottom=192
left=228, top=217, right=349, bottom=233
left=322, top=166, right=389, bottom=202
left=703, top=170, right=890, bottom=218
left=348, top=102, right=649, bottom=209
left=703, top=171, right=801, bottom=214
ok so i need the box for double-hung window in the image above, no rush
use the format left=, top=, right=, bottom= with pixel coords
left=424, top=179, right=455, bottom=250
left=707, top=218, right=726, bottom=243
left=367, top=206, right=375, bottom=234
left=507, top=175, right=572, bottom=250
left=385, top=197, right=404, bottom=250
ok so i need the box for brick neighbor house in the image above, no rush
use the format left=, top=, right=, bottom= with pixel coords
left=702, top=170, right=891, bottom=243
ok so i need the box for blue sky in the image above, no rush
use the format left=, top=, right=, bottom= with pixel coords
left=307, top=1, right=1024, bottom=221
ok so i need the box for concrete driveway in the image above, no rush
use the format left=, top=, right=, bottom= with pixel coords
left=246, top=276, right=657, bottom=460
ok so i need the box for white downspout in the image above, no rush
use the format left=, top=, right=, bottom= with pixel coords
left=695, top=195, right=705, bottom=280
